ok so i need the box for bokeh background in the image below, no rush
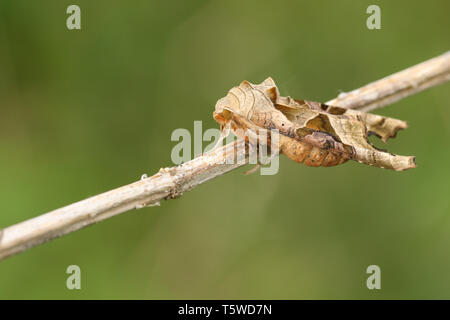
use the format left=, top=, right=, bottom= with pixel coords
left=0, top=0, right=449, bottom=299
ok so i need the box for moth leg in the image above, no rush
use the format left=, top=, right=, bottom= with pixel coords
left=243, top=164, right=261, bottom=175
left=211, top=122, right=231, bottom=151
left=243, top=149, right=280, bottom=175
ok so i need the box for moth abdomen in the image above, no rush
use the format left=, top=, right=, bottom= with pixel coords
left=280, top=135, right=349, bottom=167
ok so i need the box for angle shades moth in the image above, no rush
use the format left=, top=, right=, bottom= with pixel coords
left=213, top=77, right=415, bottom=171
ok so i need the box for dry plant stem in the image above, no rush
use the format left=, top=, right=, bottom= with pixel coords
left=327, top=51, right=450, bottom=111
left=0, top=142, right=247, bottom=261
left=1, top=52, right=449, bottom=262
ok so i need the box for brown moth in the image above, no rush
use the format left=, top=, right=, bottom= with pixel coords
left=213, top=77, right=416, bottom=171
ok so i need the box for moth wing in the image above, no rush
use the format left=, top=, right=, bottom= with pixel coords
left=319, top=103, right=408, bottom=143
left=225, top=80, right=277, bottom=120
left=326, top=115, right=415, bottom=171
left=274, top=98, right=415, bottom=171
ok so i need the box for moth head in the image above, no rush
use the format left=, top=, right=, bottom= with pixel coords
left=213, top=96, right=234, bottom=126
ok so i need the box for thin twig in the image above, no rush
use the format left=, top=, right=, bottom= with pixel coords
left=327, top=51, right=450, bottom=111
left=1, top=51, right=449, bottom=262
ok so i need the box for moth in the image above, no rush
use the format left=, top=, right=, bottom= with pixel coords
left=213, top=77, right=415, bottom=171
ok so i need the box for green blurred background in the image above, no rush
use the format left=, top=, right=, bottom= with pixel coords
left=0, top=0, right=449, bottom=299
